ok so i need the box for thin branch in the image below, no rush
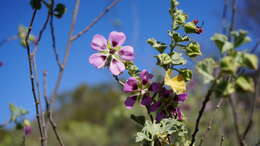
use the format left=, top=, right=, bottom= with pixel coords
left=32, top=13, right=51, bottom=54
left=228, top=95, right=246, bottom=146
left=50, top=0, right=81, bottom=105
left=242, top=75, right=260, bottom=139
left=71, top=0, right=122, bottom=41
left=24, top=9, right=45, bottom=146
left=112, top=75, right=124, bottom=86
left=49, top=0, right=62, bottom=70
left=228, top=0, right=237, bottom=40
left=31, top=55, right=47, bottom=146
left=43, top=71, right=64, bottom=146
left=199, top=99, right=224, bottom=146
left=189, top=85, right=214, bottom=146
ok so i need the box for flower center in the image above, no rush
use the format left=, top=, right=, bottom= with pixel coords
left=112, top=41, right=118, bottom=47
left=109, top=49, right=116, bottom=54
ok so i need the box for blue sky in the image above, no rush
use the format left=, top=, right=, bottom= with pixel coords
left=0, top=0, right=226, bottom=123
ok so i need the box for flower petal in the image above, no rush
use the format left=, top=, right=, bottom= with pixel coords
left=108, top=31, right=126, bottom=47
left=89, top=53, right=107, bottom=68
left=149, top=82, right=161, bottom=92
left=123, top=77, right=138, bottom=92
left=178, top=93, right=188, bottom=102
left=156, top=112, right=166, bottom=122
left=91, top=34, right=107, bottom=51
left=119, top=46, right=134, bottom=61
left=109, top=58, right=125, bottom=75
left=141, top=94, right=152, bottom=106
left=124, top=96, right=137, bottom=109
left=149, top=101, right=161, bottom=112
left=140, top=70, right=153, bottom=85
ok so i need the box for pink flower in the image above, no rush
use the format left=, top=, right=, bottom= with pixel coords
left=89, top=31, right=134, bottom=75
left=123, top=77, right=138, bottom=92
left=139, top=70, right=153, bottom=84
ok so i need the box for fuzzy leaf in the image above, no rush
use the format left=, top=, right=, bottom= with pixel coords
left=179, top=69, right=192, bottom=81
left=147, top=38, right=167, bottom=53
left=235, top=76, right=255, bottom=92
left=240, top=52, right=258, bottom=70
left=184, top=42, right=201, bottom=57
left=231, top=30, right=251, bottom=48
left=196, top=58, right=217, bottom=83
left=170, top=52, right=187, bottom=65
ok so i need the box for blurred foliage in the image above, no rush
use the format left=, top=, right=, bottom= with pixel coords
left=0, top=79, right=259, bottom=145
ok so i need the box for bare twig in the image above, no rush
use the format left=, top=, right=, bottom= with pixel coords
left=199, top=99, right=224, bottom=146
left=43, top=71, right=64, bottom=146
left=112, top=75, right=124, bottom=86
left=228, top=0, right=237, bottom=40
left=32, top=13, right=51, bottom=54
left=31, top=56, right=47, bottom=146
left=71, top=0, right=122, bottom=41
left=228, top=95, right=246, bottom=146
left=189, top=85, right=214, bottom=146
left=49, top=0, right=62, bottom=70
left=24, top=9, right=45, bottom=146
left=50, top=0, right=81, bottom=105
left=242, top=75, right=260, bottom=139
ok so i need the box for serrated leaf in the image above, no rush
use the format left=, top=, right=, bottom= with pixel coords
left=240, top=52, right=258, bottom=70
left=170, top=52, right=186, bottom=65
left=231, top=30, right=251, bottom=48
left=235, top=76, right=255, bottom=92
left=184, top=42, right=201, bottom=57
left=196, top=58, right=217, bottom=83
left=220, top=56, right=239, bottom=74
left=156, top=53, right=172, bottom=66
left=184, top=22, right=198, bottom=34
left=147, top=38, right=167, bottom=53
left=179, top=69, right=192, bottom=81
left=168, top=31, right=189, bottom=42
left=211, top=33, right=233, bottom=53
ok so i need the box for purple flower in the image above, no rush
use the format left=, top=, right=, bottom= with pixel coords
left=124, top=96, right=137, bottom=109
left=149, top=101, right=161, bottom=112
left=24, top=125, right=32, bottom=136
left=123, top=77, right=138, bottom=92
left=149, top=82, right=161, bottom=92
left=141, top=94, right=152, bottom=106
left=139, top=70, right=153, bottom=85
left=89, top=31, right=134, bottom=75
left=159, top=87, right=172, bottom=98
left=178, top=93, right=188, bottom=102
left=156, top=111, right=166, bottom=122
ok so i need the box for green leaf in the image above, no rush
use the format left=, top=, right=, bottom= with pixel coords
left=184, top=42, right=201, bottom=57
left=240, top=52, right=258, bottom=70
left=214, top=79, right=235, bottom=97
left=9, top=104, right=29, bottom=122
left=174, top=10, right=187, bottom=25
left=30, top=0, right=42, bottom=10
left=179, top=69, right=192, bottom=81
left=220, top=56, right=239, bottom=74
left=147, top=38, right=167, bottom=53
left=211, top=33, right=233, bottom=53
left=168, top=31, right=189, bottom=42
left=231, top=30, right=251, bottom=48
left=130, top=114, right=145, bottom=126
left=125, top=61, right=139, bottom=76
left=54, top=3, right=66, bottom=18
left=211, top=33, right=227, bottom=48
left=184, top=22, right=198, bottom=34
left=170, top=52, right=186, bottom=65
left=196, top=58, right=217, bottom=83
left=235, top=76, right=255, bottom=92
left=156, top=53, right=172, bottom=66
